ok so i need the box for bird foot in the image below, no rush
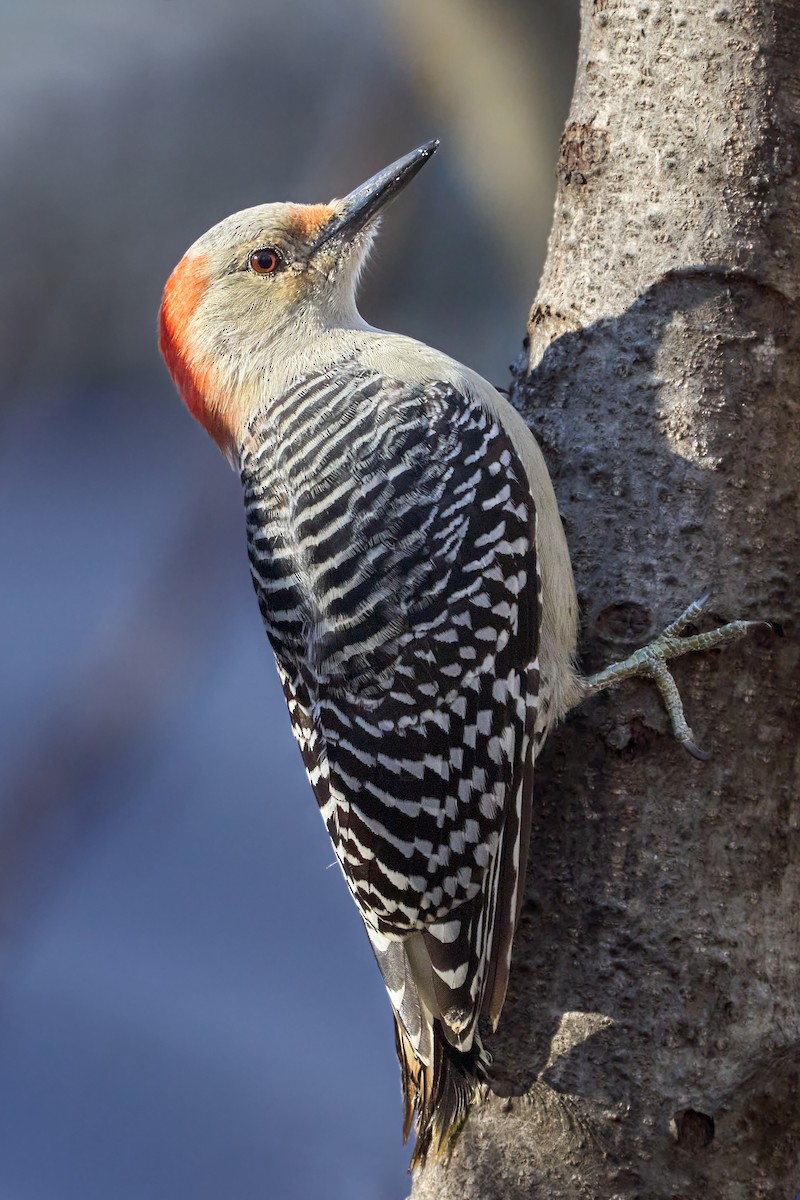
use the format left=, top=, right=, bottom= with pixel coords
left=583, top=593, right=771, bottom=759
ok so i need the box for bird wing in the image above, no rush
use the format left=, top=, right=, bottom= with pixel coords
left=241, top=365, right=540, bottom=1048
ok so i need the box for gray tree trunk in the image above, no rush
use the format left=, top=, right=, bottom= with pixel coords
left=412, top=1, right=800, bottom=1196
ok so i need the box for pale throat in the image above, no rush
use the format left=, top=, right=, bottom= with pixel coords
left=200, top=294, right=371, bottom=453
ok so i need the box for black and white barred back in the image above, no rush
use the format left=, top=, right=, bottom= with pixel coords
left=240, top=361, right=543, bottom=1160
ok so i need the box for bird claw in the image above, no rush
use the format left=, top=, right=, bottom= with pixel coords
left=583, top=592, right=769, bottom=758
left=661, top=590, right=713, bottom=639
left=680, top=736, right=713, bottom=762
left=747, top=620, right=782, bottom=648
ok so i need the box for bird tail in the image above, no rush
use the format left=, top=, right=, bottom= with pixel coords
left=394, top=1010, right=489, bottom=1169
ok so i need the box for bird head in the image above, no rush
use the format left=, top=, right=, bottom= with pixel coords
left=159, top=140, right=439, bottom=460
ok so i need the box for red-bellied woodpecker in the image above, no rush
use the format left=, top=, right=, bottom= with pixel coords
left=159, top=141, right=762, bottom=1166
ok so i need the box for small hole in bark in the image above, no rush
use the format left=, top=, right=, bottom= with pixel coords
left=670, top=1108, right=715, bottom=1150
left=593, top=601, right=652, bottom=642
left=604, top=714, right=660, bottom=756
left=604, top=722, right=633, bottom=752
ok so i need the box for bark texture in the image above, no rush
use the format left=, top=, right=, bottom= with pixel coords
left=411, top=1, right=800, bottom=1196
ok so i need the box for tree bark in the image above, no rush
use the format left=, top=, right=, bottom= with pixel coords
left=412, top=1, right=800, bottom=1197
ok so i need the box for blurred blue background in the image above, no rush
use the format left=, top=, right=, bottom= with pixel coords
left=0, top=1, right=578, bottom=1195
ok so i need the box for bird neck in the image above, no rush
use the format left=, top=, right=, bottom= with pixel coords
left=184, top=313, right=375, bottom=464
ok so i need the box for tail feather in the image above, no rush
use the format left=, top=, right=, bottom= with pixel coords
left=365, top=922, right=492, bottom=1166
left=394, top=1012, right=489, bottom=1169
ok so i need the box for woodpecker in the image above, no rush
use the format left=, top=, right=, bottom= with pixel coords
left=159, top=141, right=761, bottom=1166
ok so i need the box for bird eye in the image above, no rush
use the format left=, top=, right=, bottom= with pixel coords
left=249, top=247, right=283, bottom=275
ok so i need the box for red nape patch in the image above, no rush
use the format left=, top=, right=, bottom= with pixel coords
left=288, top=203, right=334, bottom=240
left=158, top=252, right=230, bottom=454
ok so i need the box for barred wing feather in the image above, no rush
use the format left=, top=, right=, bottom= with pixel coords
left=240, top=365, right=541, bottom=1160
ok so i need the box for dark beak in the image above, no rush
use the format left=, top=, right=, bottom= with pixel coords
left=310, top=140, right=439, bottom=253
